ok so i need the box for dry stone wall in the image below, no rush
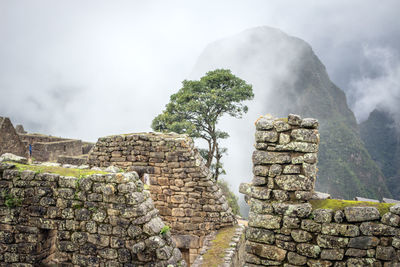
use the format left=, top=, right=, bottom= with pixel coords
left=240, top=114, right=400, bottom=266
left=0, top=117, right=27, bottom=158
left=88, top=132, right=236, bottom=265
left=0, top=162, right=185, bottom=266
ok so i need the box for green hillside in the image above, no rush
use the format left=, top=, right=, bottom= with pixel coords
left=360, top=109, right=400, bottom=198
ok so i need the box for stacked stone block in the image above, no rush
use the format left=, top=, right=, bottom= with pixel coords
left=88, top=132, right=236, bottom=264
left=240, top=114, right=400, bottom=266
left=0, top=162, right=185, bottom=266
left=88, top=133, right=235, bottom=236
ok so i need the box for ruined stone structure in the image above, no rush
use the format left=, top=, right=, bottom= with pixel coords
left=0, top=162, right=185, bottom=266
left=88, top=132, right=236, bottom=265
left=0, top=117, right=27, bottom=157
left=240, top=114, right=400, bottom=266
left=18, top=133, right=93, bottom=163
left=0, top=116, right=93, bottom=163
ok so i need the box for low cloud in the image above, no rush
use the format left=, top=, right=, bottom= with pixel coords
left=349, top=46, right=400, bottom=126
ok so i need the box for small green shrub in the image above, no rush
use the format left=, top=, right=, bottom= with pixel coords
left=160, top=225, right=170, bottom=235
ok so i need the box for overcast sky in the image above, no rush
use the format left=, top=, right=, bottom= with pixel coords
left=1, top=1, right=400, bottom=196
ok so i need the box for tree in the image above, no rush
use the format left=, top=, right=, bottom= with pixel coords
left=152, top=69, right=253, bottom=181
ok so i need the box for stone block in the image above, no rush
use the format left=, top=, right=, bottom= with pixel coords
left=275, top=175, right=314, bottom=191
left=291, top=229, right=313, bottom=242
left=321, top=249, right=344, bottom=260
left=246, top=227, right=275, bottom=244
left=255, top=130, right=278, bottom=143
left=248, top=212, right=281, bottom=229
left=321, top=223, right=359, bottom=237
left=273, top=202, right=312, bottom=218
left=252, top=151, right=291, bottom=164
left=348, top=236, right=380, bottom=249
left=246, top=241, right=287, bottom=261
left=381, top=212, right=400, bottom=227
left=344, top=207, right=380, bottom=222
left=287, top=251, right=307, bottom=265
left=296, top=243, right=321, bottom=258
left=360, top=222, right=398, bottom=236
left=317, top=235, right=349, bottom=248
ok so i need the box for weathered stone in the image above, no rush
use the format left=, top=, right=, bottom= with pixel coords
left=321, top=223, right=359, bottom=237
left=317, top=235, right=349, bottom=248
left=272, top=190, right=289, bottom=201
left=246, top=241, right=287, bottom=261
left=279, top=133, right=291, bottom=144
left=248, top=212, right=281, bottom=229
left=381, top=212, right=400, bottom=227
left=276, top=239, right=297, bottom=251
left=246, top=227, right=275, bottom=244
left=344, top=207, right=380, bottom=222
left=389, top=204, right=400, bottom=215
left=249, top=198, right=274, bottom=214
left=253, top=165, right=269, bottom=176
left=256, top=117, right=274, bottom=130
left=272, top=202, right=312, bottom=218
left=252, top=151, right=291, bottom=164
left=287, top=251, right=307, bottom=265
left=240, top=183, right=272, bottom=200
left=302, top=219, right=322, bottom=233
left=276, top=142, right=319, bottom=153
left=345, top=248, right=367, bottom=257
left=301, top=118, right=319, bottom=128
left=275, top=175, right=314, bottom=191
left=291, top=229, right=313, bottom=242
left=334, top=210, right=344, bottom=223
left=307, top=259, right=333, bottom=267
left=297, top=243, right=321, bottom=258
left=291, top=129, right=319, bottom=143
left=283, top=164, right=301, bottom=174
left=283, top=216, right=300, bottom=229
left=313, top=209, right=333, bottom=223
left=269, top=164, right=283, bottom=177
left=321, top=249, right=344, bottom=260
left=348, top=236, right=380, bottom=249
left=255, top=130, right=278, bottom=143
left=288, top=114, right=302, bottom=126
left=392, top=237, right=400, bottom=249
left=376, top=246, right=396, bottom=261
left=360, top=222, right=398, bottom=236
left=346, top=258, right=379, bottom=267
left=274, top=120, right=292, bottom=132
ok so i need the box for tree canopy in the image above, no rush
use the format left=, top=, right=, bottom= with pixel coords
left=152, top=69, right=253, bottom=180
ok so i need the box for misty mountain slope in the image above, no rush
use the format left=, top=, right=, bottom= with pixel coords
left=192, top=26, right=391, bottom=199
left=360, top=109, right=400, bottom=198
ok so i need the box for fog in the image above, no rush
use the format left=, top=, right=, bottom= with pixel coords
left=1, top=0, right=400, bottom=201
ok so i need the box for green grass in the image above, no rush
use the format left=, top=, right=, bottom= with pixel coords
left=310, top=199, right=394, bottom=215
left=202, top=226, right=238, bottom=267
left=6, top=162, right=107, bottom=178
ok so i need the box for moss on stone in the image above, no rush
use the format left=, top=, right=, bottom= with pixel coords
left=202, top=226, right=238, bottom=267
left=310, top=199, right=394, bottom=216
left=8, top=162, right=107, bottom=178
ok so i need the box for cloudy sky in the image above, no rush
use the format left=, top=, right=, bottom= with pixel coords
left=1, top=0, right=400, bottom=195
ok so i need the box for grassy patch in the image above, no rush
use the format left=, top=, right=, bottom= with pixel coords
left=202, top=226, right=238, bottom=267
left=7, top=162, right=107, bottom=178
left=310, top=199, right=394, bottom=215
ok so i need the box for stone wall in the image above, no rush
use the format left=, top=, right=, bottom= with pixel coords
left=240, top=114, right=400, bottom=266
left=0, top=117, right=27, bottom=157
left=0, top=162, right=186, bottom=266
left=19, top=134, right=85, bottom=162
left=88, top=132, right=236, bottom=265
